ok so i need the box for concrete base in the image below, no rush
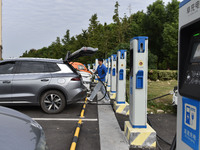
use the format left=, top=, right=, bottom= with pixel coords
left=109, top=92, right=116, bottom=100
left=113, top=101, right=129, bottom=115
left=124, top=121, right=156, bottom=149
left=107, top=86, right=111, bottom=92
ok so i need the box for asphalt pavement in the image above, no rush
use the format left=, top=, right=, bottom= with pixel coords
left=116, top=113, right=177, bottom=150
left=6, top=98, right=177, bottom=150
left=9, top=99, right=100, bottom=150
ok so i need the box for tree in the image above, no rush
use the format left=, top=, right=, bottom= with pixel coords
left=144, top=0, right=166, bottom=69
left=21, top=0, right=180, bottom=70
left=62, top=29, right=70, bottom=45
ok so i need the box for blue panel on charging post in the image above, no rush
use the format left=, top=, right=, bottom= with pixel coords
left=132, top=36, right=148, bottom=53
left=182, top=97, right=200, bottom=150
left=112, top=54, right=117, bottom=61
left=109, top=68, right=111, bottom=74
left=119, top=69, right=124, bottom=80
left=118, top=50, right=127, bottom=59
left=112, top=68, right=116, bottom=76
left=136, top=70, right=143, bottom=89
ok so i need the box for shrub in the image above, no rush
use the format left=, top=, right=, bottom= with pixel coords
left=149, top=70, right=177, bottom=81
left=148, top=70, right=159, bottom=81
left=126, top=69, right=177, bottom=81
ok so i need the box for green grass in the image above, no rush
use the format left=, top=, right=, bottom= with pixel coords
left=126, top=80, right=178, bottom=114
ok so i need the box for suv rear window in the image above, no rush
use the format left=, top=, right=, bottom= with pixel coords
left=18, top=61, right=47, bottom=73
left=47, top=63, right=61, bottom=72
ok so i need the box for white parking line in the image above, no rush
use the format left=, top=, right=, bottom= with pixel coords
left=32, top=118, right=98, bottom=121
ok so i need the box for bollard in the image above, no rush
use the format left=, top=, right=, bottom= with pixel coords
left=104, top=59, right=108, bottom=85
left=124, top=36, right=156, bottom=149
left=114, top=50, right=129, bottom=115
left=107, top=57, right=111, bottom=92
left=94, top=59, right=98, bottom=83
left=110, top=54, right=117, bottom=99
left=87, top=64, right=91, bottom=70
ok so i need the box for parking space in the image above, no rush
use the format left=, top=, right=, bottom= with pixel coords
left=8, top=99, right=100, bottom=150
left=4, top=94, right=177, bottom=150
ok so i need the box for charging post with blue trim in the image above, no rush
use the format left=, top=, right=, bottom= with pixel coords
left=177, top=0, right=200, bottom=149
left=92, top=63, right=95, bottom=70
left=110, top=54, right=117, bottom=99
left=114, top=50, right=129, bottom=115
left=124, top=36, right=156, bottom=149
left=107, top=57, right=111, bottom=92
left=87, top=64, right=91, bottom=70
left=105, top=59, right=109, bottom=85
left=94, top=58, right=98, bottom=83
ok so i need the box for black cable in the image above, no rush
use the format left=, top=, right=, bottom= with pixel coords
left=157, top=139, right=163, bottom=150
left=92, top=73, right=111, bottom=102
left=148, top=93, right=171, bottom=101
left=170, top=134, right=176, bottom=150
left=147, top=117, right=172, bottom=146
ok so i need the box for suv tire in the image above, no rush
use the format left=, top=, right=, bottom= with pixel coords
left=40, top=90, right=66, bottom=114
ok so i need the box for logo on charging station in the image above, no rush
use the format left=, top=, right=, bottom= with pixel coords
left=185, top=104, right=197, bottom=130
left=182, top=97, right=199, bottom=149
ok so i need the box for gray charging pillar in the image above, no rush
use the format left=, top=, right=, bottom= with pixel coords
left=124, top=36, right=156, bottom=149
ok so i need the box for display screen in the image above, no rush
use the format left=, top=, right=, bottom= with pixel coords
left=191, top=42, right=200, bottom=62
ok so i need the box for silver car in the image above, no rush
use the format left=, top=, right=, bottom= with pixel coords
left=78, top=71, right=92, bottom=91
left=0, top=47, right=98, bottom=113
left=0, top=106, right=47, bottom=150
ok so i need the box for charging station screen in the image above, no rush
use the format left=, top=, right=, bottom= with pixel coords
left=191, top=42, right=200, bottom=62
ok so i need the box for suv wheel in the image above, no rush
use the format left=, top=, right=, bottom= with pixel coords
left=40, top=90, right=66, bottom=114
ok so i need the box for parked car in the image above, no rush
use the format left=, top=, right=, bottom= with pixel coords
left=70, top=62, right=92, bottom=91
left=0, top=47, right=98, bottom=113
left=70, top=62, right=91, bottom=74
left=0, top=106, right=47, bottom=150
left=78, top=71, right=92, bottom=91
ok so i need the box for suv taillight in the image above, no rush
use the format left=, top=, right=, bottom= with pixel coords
left=71, top=77, right=81, bottom=81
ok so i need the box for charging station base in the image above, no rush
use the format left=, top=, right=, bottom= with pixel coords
left=124, top=121, right=156, bottom=149
left=109, top=92, right=116, bottom=100
left=107, top=86, right=111, bottom=92
left=113, top=101, right=129, bottom=115
left=94, top=79, right=98, bottom=83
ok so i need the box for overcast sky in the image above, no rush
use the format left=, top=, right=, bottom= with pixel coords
left=2, top=0, right=171, bottom=58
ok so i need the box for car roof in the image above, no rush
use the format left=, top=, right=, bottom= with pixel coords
left=1, top=57, right=63, bottom=63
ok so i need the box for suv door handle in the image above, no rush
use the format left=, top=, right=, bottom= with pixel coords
left=41, top=79, right=49, bottom=82
left=3, top=80, right=11, bottom=84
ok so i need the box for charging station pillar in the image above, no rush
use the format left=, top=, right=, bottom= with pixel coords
left=105, top=59, right=108, bottom=85
left=110, top=54, right=117, bottom=99
left=124, top=37, right=156, bottom=149
left=94, top=58, right=98, bottom=83
left=177, top=1, right=200, bottom=150
left=107, top=57, right=111, bottom=92
left=87, top=64, right=91, bottom=70
left=114, top=50, right=129, bottom=115
left=92, top=63, right=95, bottom=70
